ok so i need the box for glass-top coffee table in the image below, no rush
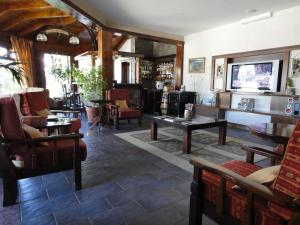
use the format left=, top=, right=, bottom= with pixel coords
left=151, top=116, right=227, bottom=154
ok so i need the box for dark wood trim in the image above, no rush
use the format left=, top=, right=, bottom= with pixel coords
left=113, top=51, right=144, bottom=58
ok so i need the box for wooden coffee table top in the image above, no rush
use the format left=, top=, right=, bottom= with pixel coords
left=152, top=116, right=227, bottom=130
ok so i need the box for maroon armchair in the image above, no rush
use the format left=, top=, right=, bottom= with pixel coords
left=0, top=97, right=87, bottom=206
left=189, top=121, right=300, bottom=225
left=106, top=89, right=142, bottom=129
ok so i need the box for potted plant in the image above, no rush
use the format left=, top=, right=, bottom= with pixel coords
left=74, top=66, right=106, bottom=123
left=0, top=61, right=24, bottom=85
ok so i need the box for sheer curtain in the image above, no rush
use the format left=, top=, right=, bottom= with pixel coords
left=10, top=36, right=36, bottom=87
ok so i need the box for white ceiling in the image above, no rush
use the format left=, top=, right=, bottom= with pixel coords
left=69, top=0, right=300, bottom=36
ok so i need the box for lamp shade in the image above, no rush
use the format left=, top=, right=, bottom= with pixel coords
left=69, top=35, right=80, bottom=45
left=36, top=33, right=47, bottom=42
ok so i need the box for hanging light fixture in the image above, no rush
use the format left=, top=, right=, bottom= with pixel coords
left=69, top=35, right=80, bottom=45
left=36, top=33, right=47, bottom=42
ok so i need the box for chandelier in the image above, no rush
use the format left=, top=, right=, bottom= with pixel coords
left=36, top=29, right=80, bottom=45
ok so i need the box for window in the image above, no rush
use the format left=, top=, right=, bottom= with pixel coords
left=44, top=53, right=70, bottom=98
left=0, top=46, right=21, bottom=96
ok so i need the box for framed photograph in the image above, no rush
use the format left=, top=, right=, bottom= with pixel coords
left=189, top=57, right=205, bottom=73
left=290, top=50, right=300, bottom=77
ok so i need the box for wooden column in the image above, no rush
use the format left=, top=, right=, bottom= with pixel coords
left=98, top=29, right=113, bottom=89
left=175, top=42, right=184, bottom=90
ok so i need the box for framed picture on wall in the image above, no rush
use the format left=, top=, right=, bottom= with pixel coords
left=290, top=50, right=300, bottom=77
left=189, top=57, right=205, bottom=73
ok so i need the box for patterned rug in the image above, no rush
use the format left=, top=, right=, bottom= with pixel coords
left=115, top=127, right=271, bottom=173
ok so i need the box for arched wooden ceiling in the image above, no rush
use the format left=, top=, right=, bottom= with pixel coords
left=0, top=0, right=90, bottom=43
left=0, top=0, right=129, bottom=49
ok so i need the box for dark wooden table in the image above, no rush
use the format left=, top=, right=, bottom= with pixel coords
left=249, top=122, right=295, bottom=148
left=151, top=116, right=227, bottom=154
left=23, top=116, right=72, bottom=135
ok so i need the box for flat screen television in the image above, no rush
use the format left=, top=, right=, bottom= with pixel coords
left=226, top=60, right=281, bottom=93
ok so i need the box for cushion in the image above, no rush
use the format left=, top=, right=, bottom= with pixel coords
left=22, top=124, right=48, bottom=146
left=202, top=160, right=265, bottom=221
left=25, top=91, right=49, bottom=115
left=118, top=108, right=141, bottom=118
left=20, top=94, right=32, bottom=116
left=36, top=108, right=51, bottom=117
left=246, top=165, right=281, bottom=184
left=115, top=100, right=128, bottom=109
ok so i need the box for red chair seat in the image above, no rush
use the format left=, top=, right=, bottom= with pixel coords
left=15, top=139, right=87, bottom=169
left=68, top=118, right=81, bottom=133
left=118, top=108, right=141, bottom=118
left=203, top=160, right=263, bottom=221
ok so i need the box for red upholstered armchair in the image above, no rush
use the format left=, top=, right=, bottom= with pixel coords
left=14, top=90, right=81, bottom=133
left=0, top=97, right=87, bottom=207
left=106, top=89, right=142, bottom=129
left=189, top=121, right=300, bottom=225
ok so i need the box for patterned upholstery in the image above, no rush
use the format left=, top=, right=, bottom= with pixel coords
left=266, top=120, right=300, bottom=221
left=203, top=160, right=263, bottom=220
left=118, top=108, right=142, bottom=118
left=106, top=89, right=130, bottom=104
left=22, top=92, right=49, bottom=115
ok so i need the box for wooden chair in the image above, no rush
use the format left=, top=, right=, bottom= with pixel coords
left=189, top=120, right=300, bottom=225
left=106, top=89, right=142, bottom=129
left=0, top=97, right=87, bottom=206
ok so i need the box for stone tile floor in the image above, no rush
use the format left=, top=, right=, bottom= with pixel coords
left=0, top=116, right=274, bottom=225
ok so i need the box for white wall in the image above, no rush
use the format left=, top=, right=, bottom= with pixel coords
left=183, top=6, right=300, bottom=98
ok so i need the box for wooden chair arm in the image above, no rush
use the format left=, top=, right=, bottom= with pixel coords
left=1, top=133, right=84, bottom=147
left=241, top=144, right=283, bottom=165
left=190, top=157, right=299, bottom=209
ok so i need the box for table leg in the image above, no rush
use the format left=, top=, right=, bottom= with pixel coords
left=183, top=128, right=191, bottom=154
left=151, top=121, right=157, bottom=140
left=218, top=124, right=227, bottom=145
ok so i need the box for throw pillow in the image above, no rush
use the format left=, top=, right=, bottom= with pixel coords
left=22, top=124, right=48, bottom=146
left=115, top=100, right=129, bottom=109
left=246, top=165, right=281, bottom=184
left=36, top=108, right=51, bottom=117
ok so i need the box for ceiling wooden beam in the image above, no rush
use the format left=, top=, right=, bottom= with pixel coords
left=18, top=16, right=76, bottom=36
left=0, top=0, right=49, bottom=12
left=0, top=6, right=52, bottom=18
left=0, top=7, right=69, bottom=31
left=113, top=35, right=129, bottom=51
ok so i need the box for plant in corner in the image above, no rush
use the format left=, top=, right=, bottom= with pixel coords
left=74, top=66, right=106, bottom=124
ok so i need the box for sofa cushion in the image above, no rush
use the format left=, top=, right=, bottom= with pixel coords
left=118, top=108, right=141, bottom=118
left=115, top=100, right=129, bottom=109
left=246, top=165, right=281, bottom=184
left=25, top=91, right=49, bottom=115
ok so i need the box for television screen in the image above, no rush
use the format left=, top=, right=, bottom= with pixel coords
left=230, top=62, right=274, bottom=91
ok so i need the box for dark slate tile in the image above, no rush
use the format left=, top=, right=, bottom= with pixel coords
left=21, top=193, right=79, bottom=222
left=128, top=203, right=184, bottom=225
left=134, top=185, right=185, bottom=212
left=54, top=197, right=111, bottom=225
left=106, top=189, right=136, bottom=207
left=116, top=174, right=158, bottom=190
left=75, top=182, right=123, bottom=204
left=21, top=213, right=56, bottom=225
left=90, top=201, right=145, bottom=225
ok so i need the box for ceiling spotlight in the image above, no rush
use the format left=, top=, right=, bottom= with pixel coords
left=36, top=33, right=47, bottom=42
left=69, top=35, right=80, bottom=45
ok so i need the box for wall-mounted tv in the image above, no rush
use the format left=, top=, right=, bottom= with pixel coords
left=226, top=60, right=281, bottom=93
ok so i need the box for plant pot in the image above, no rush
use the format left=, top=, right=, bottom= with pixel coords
left=85, top=106, right=99, bottom=124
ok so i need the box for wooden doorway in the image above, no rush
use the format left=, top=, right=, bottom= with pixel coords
left=121, top=62, right=130, bottom=83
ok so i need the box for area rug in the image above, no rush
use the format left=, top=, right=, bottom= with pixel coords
left=115, top=127, right=272, bottom=173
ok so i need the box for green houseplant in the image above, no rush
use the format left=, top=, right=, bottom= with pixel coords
left=0, top=61, right=24, bottom=85
left=74, top=66, right=106, bottom=123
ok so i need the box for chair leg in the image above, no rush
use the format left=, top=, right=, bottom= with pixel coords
left=138, top=118, right=142, bottom=127
left=0, top=146, right=18, bottom=206
left=128, top=119, right=131, bottom=125
left=74, top=138, right=82, bottom=190
left=114, top=117, right=119, bottom=129
left=189, top=167, right=203, bottom=225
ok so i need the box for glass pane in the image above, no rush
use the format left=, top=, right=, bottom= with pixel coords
left=0, top=59, right=22, bottom=96
left=0, top=47, right=7, bottom=57
left=44, top=53, right=70, bottom=98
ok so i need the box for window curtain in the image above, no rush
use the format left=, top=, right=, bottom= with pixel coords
left=10, top=36, right=36, bottom=87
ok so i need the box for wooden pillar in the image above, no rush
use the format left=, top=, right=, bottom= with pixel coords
left=136, top=57, right=141, bottom=84
left=98, top=29, right=113, bottom=89
left=175, top=42, right=184, bottom=90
